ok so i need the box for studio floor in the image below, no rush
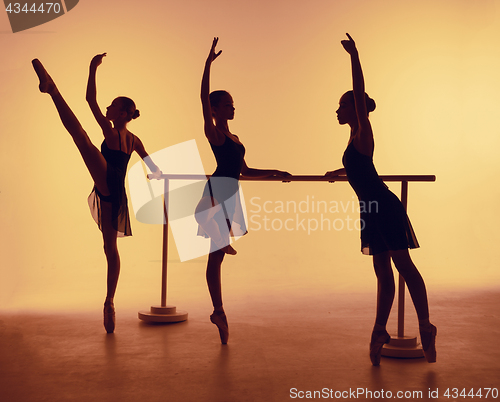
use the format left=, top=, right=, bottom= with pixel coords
left=1, top=289, right=499, bottom=402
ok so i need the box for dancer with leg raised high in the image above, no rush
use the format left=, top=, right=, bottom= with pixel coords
left=32, top=54, right=161, bottom=333
left=195, top=38, right=290, bottom=344
left=325, top=34, right=437, bottom=365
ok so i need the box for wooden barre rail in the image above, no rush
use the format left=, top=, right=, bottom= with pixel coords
left=140, top=173, right=436, bottom=358
left=154, top=174, right=436, bottom=182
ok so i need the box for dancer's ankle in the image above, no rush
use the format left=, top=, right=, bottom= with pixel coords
left=373, top=323, right=386, bottom=332
left=419, top=318, right=432, bottom=331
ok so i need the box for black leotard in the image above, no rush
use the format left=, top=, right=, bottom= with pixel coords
left=210, top=134, right=245, bottom=180
left=197, top=134, right=247, bottom=238
left=88, top=131, right=134, bottom=237
left=342, top=141, right=419, bottom=255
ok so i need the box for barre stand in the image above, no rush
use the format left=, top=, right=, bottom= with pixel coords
left=138, top=173, right=435, bottom=353
left=138, top=177, right=188, bottom=323
left=380, top=179, right=427, bottom=358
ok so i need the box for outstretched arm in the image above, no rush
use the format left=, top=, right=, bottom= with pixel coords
left=201, top=38, right=225, bottom=145
left=134, top=136, right=162, bottom=179
left=240, top=159, right=291, bottom=180
left=341, top=34, right=374, bottom=153
left=86, top=53, right=113, bottom=137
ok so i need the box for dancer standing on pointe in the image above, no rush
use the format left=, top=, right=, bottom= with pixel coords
left=32, top=54, right=161, bottom=333
left=325, top=34, right=437, bottom=365
left=195, top=38, right=290, bottom=344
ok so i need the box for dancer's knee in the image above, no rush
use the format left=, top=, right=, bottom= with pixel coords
left=373, top=252, right=392, bottom=275
left=102, top=220, right=118, bottom=260
left=391, top=250, right=420, bottom=278
left=208, top=249, right=225, bottom=266
left=195, top=207, right=210, bottom=225
left=195, top=197, right=219, bottom=224
left=103, top=240, right=118, bottom=257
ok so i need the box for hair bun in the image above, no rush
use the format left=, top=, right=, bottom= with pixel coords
left=132, top=109, right=140, bottom=119
left=366, top=96, right=376, bottom=113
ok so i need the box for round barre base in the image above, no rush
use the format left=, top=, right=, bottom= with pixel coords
left=138, top=305, right=188, bottom=323
left=381, top=335, right=424, bottom=359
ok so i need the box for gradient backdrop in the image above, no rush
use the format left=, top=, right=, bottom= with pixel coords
left=0, top=0, right=499, bottom=312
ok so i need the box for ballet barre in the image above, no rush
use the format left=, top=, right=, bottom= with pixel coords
left=139, top=173, right=436, bottom=358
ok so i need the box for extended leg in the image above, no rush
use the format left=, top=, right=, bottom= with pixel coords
left=390, top=249, right=428, bottom=320
left=32, top=59, right=109, bottom=196
left=206, top=247, right=229, bottom=343
left=391, top=249, right=436, bottom=362
left=206, top=247, right=225, bottom=313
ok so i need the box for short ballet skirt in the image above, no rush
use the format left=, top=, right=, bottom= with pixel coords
left=88, top=165, right=132, bottom=237
left=358, top=189, right=419, bottom=255
left=196, top=176, right=248, bottom=239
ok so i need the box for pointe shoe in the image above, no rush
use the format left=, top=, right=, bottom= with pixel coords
left=420, top=324, right=437, bottom=363
left=31, top=59, right=56, bottom=93
left=369, top=330, right=390, bottom=366
left=103, top=301, right=115, bottom=334
left=221, top=245, right=237, bottom=255
left=210, top=312, right=229, bottom=344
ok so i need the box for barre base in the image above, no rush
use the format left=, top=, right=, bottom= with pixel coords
left=138, top=305, right=188, bottom=323
left=381, top=335, right=424, bottom=358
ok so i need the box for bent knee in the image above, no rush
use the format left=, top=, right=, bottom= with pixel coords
left=390, top=250, right=418, bottom=272
left=194, top=208, right=208, bottom=225
left=195, top=198, right=219, bottom=223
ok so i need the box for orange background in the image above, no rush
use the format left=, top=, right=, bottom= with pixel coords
left=0, top=0, right=499, bottom=312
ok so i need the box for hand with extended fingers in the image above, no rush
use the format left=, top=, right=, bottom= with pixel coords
left=207, top=37, right=222, bottom=64
left=273, top=170, right=292, bottom=182
left=341, top=33, right=357, bottom=55
left=90, top=53, right=107, bottom=69
left=324, top=168, right=346, bottom=183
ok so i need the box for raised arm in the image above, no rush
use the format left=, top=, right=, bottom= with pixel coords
left=133, top=136, right=162, bottom=178
left=341, top=34, right=374, bottom=154
left=201, top=38, right=225, bottom=145
left=86, top=53, right=113, bottom=137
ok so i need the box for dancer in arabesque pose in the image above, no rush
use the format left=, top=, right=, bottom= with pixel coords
left=32, top=54, right=161, bottom=333
left=195, top=38, right=291, bottom=344
left=325, top=34, right=437, bottom=365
